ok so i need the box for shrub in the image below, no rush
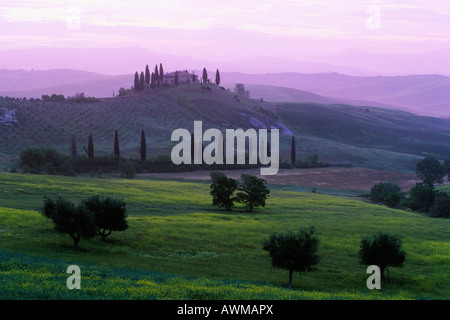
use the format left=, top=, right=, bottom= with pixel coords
left=20, top=146, right=71, bottom=175
left=429, top=193, right=450, bottom=218
left=120, top=161, right=136, bottom=179
left=384, top=192, right=403, bottom=208
left=444, top=159, right=450, bottom=181
left=370, top=182, right=403, bottom=207
left=20, top=146, right=45, bottom=170
left=295, top=154, right=330, bottom=168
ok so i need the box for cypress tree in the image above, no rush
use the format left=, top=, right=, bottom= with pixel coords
left=159, top=63, right=164, bottom=83
left=134, top=72, right=139, bottom=92
left=139, top=72, right=145, bottom=92
left=175, top=71, right=179, bottom=86
left=202, top=68, right=208, bottom=84
left=215, top=69, right=220, bottom=86
left=71, top=135, right=77, bottom=171
left=154, top=65, right=160, bottom=88
left=114, top=130, right=120, bottom=157
left=154, top=65, right=159, bottom=80
left=83, top=133, right=94, bottom=161
left=291, top=136, right=296, bottom=167
left=191, top=133, right=195, bottom=164
left=140, top=130, right=147, bottom=161
left=145, top=65, right=150, bottom=91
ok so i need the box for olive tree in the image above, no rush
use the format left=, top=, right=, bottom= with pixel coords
left=83, top=195, right=128, bottom=240
left=42, top=197, right=96, bottom=250
left=210, top=173, right=238, bottom=211
left=263, top=226, right=320, bottom=288
left=236, top=174, right=270, bottom=212
left=359, top=232, right=406, bottom=283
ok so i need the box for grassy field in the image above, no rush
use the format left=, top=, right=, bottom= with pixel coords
left=1, top=173, right=449, bottom=300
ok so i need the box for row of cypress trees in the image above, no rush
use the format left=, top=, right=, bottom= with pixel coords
left=76, top=130, right=148, bottom=162
left=134, top=64, right=164, bottom=92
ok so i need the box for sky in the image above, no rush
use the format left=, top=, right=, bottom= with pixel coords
left=0, top=0, right=449, bottom=72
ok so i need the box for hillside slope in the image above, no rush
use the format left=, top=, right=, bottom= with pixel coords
left=220, top=72, right=450, bottom=117
left=1, top=84, right=449, bottom=172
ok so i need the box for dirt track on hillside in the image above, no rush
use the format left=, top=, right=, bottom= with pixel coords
left=141, top=167, right=422, bottom=192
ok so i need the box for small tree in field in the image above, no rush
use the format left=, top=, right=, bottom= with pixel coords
left=236, top=174, right=270, bottom=212
left=42, top=197, right=96, bottom=250
left=416, top=157, right=445, bottom=186
left=83, top=196, right=128, bottom=240
left=210, top=174, right=238, bottom=211
left=359, top=232, right=406, bottom=283
left=263, top=226, right=320, bottom=288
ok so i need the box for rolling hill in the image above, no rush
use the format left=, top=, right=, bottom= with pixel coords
left=220, top=72, right=450, bottom=118
left=2, top=69, right=450, bottom=119
left=1, top=83, right=450, bottom=172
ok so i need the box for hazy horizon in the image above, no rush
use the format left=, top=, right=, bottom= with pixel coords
left=1, top=0, right=450, bottom=75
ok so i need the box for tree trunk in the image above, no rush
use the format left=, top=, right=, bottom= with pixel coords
left=289, top=269, right=293, bottom=288
left=380, top=266, right=386, bottom=283
left=71, top=235, right=80, bottom=251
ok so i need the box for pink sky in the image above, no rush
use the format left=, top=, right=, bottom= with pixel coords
left=0, top=0, right=449, bottom=72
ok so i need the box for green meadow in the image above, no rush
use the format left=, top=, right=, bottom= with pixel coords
left=0, top=173, right=449, bottom=299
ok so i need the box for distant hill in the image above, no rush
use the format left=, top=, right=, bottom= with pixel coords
left=1, top=84, right=449, bottom=173
left=0, top=47, right=215, bottom=75
left=223, top=83, right=419, bottom=114
left=223, top=84, right=339, bottom=105
left=311, top=48, right=450, bottom=77
left=220, top=72, right=450, bottom=117
left=0, top=69, right=130, bottom=98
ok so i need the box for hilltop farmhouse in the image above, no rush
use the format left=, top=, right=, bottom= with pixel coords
left=164, top=71, right=199, bottom=84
